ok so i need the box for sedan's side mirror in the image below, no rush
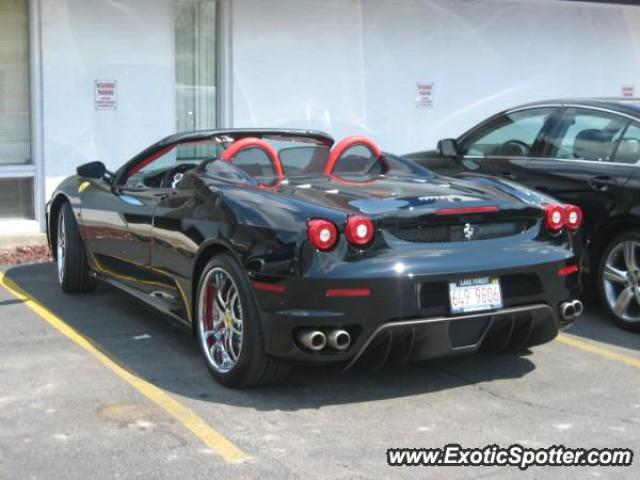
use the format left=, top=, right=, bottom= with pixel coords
left=77, top=161, right=107, bottom=179
left=437, top=139, right=460, bottom=158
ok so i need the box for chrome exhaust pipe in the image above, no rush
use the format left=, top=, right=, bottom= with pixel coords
left=572, top=300, right=584, bottom=318
left=327, top=329, right=351, bottom=351
left=297, top=330, right=327, bottom=352
left=560, top=301, right=576, bottom=320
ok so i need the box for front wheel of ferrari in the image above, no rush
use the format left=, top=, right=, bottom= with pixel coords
left=195, top=254, right=291, bottom=387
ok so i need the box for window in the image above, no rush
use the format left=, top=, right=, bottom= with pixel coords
left=332, top=145, right=384, bottom=175
left=0, top=178, right=33, bottom=218
left=547, top=108, right=627, bottom=162
left=0, top=0, right=34, bottom=221
left=231, top=148, right=278, bottom=179
left=175, top=0, right=218, bottom=132
left=0, top=0, right=30, bottom=166
left=613, top=122, right=640, bottom=165
left=278, top=145, right=330, bottom=175
left=462, top=108, right=555, bottom=158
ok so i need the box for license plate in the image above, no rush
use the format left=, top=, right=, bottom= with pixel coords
left=449, top=277, right=503, bottom=314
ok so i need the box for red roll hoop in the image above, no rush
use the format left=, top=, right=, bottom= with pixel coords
left=221, top=137, right=285, bottom=179
left=324, top=136, right=383, bottom=175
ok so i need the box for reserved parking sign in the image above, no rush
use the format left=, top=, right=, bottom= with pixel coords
left=95, top=80, right=117, bottom=110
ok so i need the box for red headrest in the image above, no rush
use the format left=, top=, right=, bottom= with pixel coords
left=324, top=136, right=383, bottom=175
left=221, top=137, right=284, bottom=179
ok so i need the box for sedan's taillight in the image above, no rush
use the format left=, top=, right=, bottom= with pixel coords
left=345, top=216, right=375, bottom=247
left=307, top=219, right=338, bottom=251
left=564, top=204, right=583, bottom=231
left=544, top=203, right=565, bottom=232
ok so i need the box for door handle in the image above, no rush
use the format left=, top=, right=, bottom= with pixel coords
left=588, top=176, right=617, bottom=191
left=500, top=171, right=516, bottom=180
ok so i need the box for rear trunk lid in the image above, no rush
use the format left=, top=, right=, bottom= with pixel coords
left=283, top=174, right=541, bottom=243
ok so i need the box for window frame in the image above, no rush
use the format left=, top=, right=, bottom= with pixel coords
left=458, top=106, right=559, bottom=160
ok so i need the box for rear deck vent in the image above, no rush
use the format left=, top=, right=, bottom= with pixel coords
left=387, top=220, right=528, bottom=243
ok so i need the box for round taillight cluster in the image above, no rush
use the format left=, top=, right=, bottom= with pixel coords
left=564, top=204, right=583, bottom=231
left=307, top=219, right=338, bottom=251
left=346, top=216, right=375, bottom=246
left=307, top=216, right=375, bottom=251
left=544, top=203, right=583, bottom=233
left=544, top=204, right=565, bottom=232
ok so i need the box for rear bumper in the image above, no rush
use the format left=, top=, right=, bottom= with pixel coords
left=343, top=304, right=557, bottom=369
left=253, top=255, right=580, bottom=366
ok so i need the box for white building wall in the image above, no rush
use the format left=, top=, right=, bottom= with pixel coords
left=230, top=0, right=369, bottom=139
left=36, top=0, right=640, bottom=205
left=40, top=0, right=176, bottom=199
left=231, top=0, right=640, bottom=153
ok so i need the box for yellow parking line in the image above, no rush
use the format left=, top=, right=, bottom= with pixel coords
left=558, top=333, right=640, bottom=369
left=0, top=272, right=248, bottom=463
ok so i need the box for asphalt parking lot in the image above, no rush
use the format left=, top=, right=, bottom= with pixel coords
left=1, top=262, right=639, bottom=479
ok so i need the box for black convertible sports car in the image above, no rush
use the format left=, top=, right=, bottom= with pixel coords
left=46, top=129, right=583, bottom=386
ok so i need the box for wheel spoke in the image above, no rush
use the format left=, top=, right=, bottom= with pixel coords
left=218, top=335, right=233, bottom=366
left=204, top=328, right=224, bottom=339
left=229, top=291, right=238, bottom=310
left=231, top=318, right=242, bottom=332
left=225, top=330, right=238, bottom=362
left=604, top=264, right=627, bottom=284
left=215, top=289, right=226, bottom=311
left=231, top=310, right=243, bottom=331
left=623, top=242, right=638, bottom=273
left=613, top=287, right=634, bottom=317
left=634, top=289, right=640, bottom=308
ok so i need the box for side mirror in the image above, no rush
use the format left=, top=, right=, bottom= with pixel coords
left=77, top=161, right=106, bottom=179
left=437, top=139, right=460, bottom=158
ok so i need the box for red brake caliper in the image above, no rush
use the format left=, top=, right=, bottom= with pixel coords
left=204, top=283, right=216, bottom=348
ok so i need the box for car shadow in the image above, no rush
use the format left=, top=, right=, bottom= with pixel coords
left=3, top=262, right=538, bottom=411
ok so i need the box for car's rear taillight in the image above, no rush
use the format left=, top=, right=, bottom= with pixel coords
left=345, top=216, right=375, bottom=247
left=307, top=219, right=338, bottom=251
left=544, top=203, right=565, bottom=232
left=564, top=204, right=583, bottom=231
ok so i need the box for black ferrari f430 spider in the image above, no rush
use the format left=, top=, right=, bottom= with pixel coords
left=47, top=129, right=583, bottom=386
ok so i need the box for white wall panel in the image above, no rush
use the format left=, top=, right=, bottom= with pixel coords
left=40, top=0, right=176, bottom=196
left=231, top=0, right=369, bottom=140
left=231, top=0, right=640, bottom=153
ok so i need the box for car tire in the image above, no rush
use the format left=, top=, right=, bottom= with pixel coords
left=56, top=202, right=96, bottom=293
left=195, top=254, right=291, bottom=387
left=598, top=231, right=640, bottom=332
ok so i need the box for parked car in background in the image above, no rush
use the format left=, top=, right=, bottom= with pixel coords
left=407, top=98, right=640, bottom=331
left=47, top=130, right=582, bottom=387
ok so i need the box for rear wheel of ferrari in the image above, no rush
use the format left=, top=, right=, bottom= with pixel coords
left=56, top=202, right=96, bottom=293
left=598, top=231, right=640, bottom=332
left=195, top=254, right=291, bottom=387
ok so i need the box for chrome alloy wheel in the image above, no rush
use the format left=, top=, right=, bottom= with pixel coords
left=197, top=268, right=244, bottom=373
left=57, top=210, right=66, bottom=284
left=603, top=240, right=640, bottom=323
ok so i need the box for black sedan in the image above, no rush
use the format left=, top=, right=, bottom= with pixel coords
left=47, top=129, right=582, bottom=386
left=408, top=98, right=640, bottom=332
